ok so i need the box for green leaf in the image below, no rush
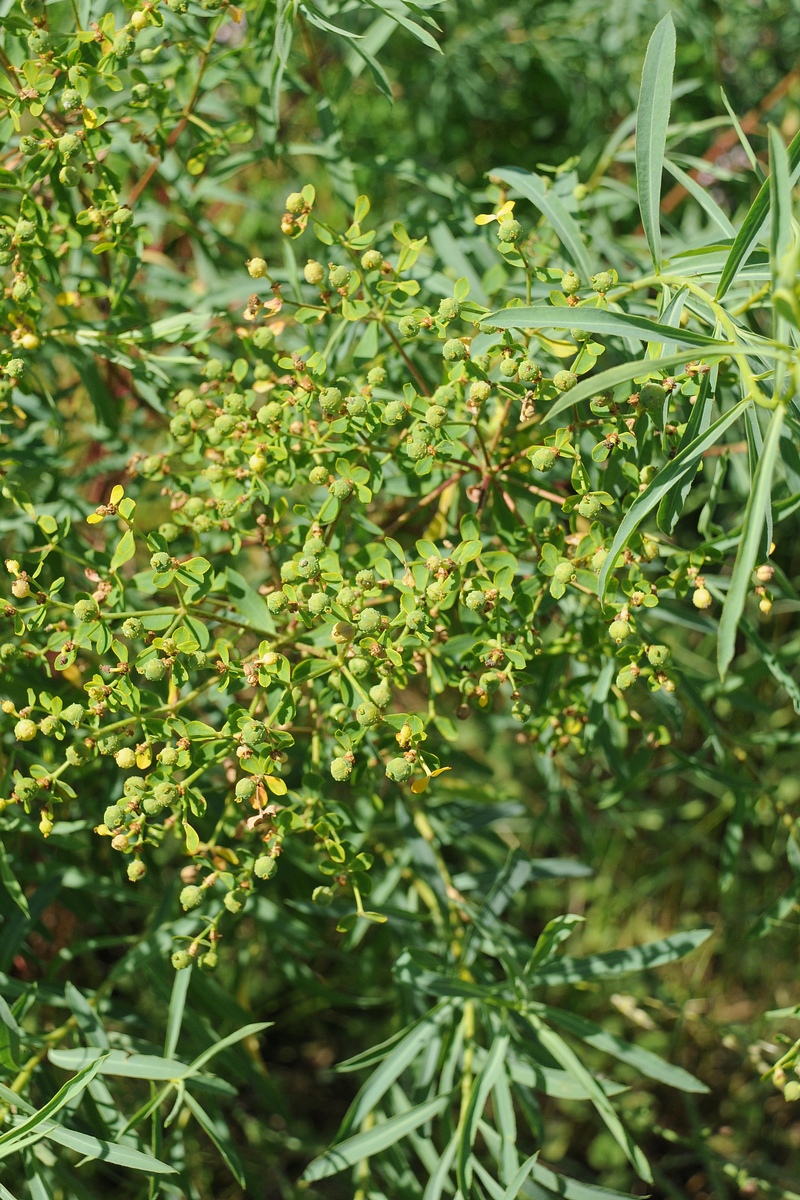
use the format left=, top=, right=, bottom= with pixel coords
left=717, top=403, right=784, bottom=679
left=0, top=841, right=29, bottom=918
left=39, top=1122, right=177, bottom=1174
left=0, top=995, right=21, bottom=1071
left=528, top=1017, right=652, bottom=1181
left=457, top=1034, right=509, bottom=1196
left=526, top=927, right=712, bottom=986
left=303, top=1093, right=449, bottom=1181
left=663, top=159, right=735, bottom=237
left=598, top=398, right=749, bottom=602
left=768, top=125, right=792, bottom=275
left=532, top=1159, right=638, bottom=1200
left=656, top=368, right=715, bottom=534
left=110, top=527, right=136, bottom=573
left=362, top=0, right=442, bottom=53
left=48, top=1048, right=193, bottom=1081
left=740, top=615, right=800, bottom=715
left=337, top=1006, right=451, bottom=1137
left=184, top=1092, right=246, bottom=1186
left=543, top=346, right=736, bottom=426
left=501, top=1153, right=539, bottom=1199
left=508, top=1056, right=627, bottom=1099
left=164, top=961, right=192, bottom=1059
left=539, top=1006, right=708, bottom=1093
left=490, top=167, right=593, bottom=280
left=487, top=304, right=718, bottom=347
left=635, top=13, right=676, bottom=270
left=716, top=124, right=800, bottom=299
left=187, top=1021, right=271, bottom=1074
left=526, top=913, right=584, bottom=971
left=0, top=1055, right=107, bottom=1156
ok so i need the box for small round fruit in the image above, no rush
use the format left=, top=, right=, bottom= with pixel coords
left=330, top=757, right=352, bottom=781
left=692, top=586, right=712, bottom=610
left=180, top=885, right=203, bottom=910
left=646, top=644, right=670, bottom=667
left=609, top=619, right=631, bottom=642
left=385, top=756, right=412, bottom=782
left=553, top=370, right=578, bottom=392
left=73, top=598, right=99, bottom=622
left=498, top=218, right=522, bottom=243
left=529, top=446, right=556, bottom=471
left=304, top=260, right=325, bottom=285
left=355, top=701, right=381, bottom=727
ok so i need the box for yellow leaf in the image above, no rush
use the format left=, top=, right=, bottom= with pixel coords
left=474, top=213, right=496, bottom=226
left=83, top=107, right=98, bottom=128
left=110, top=484, right=124, bottom=504
left=411, top=776, right=430, bottom=794
left=430, top=767, right=452, bottom=778
left=264, top=774, right=287, bottom=796
left=497, top=200, right=516, bottom=218
left=136, top=745, right=152, bottom=769
left=184, top=821, right=200, bottom=854
left=86, top=513, right=104, bottom=524
left=537, top=334, right=578, bottom=358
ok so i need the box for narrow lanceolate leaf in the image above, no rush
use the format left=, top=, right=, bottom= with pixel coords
left=528, top=1018, right=652, bottom=1182
left=657, top=369, right=715, bottom=534
left=486, top=304, right=718, bottom=347
left=489, top=167, right=593, bottom=281
left=456, top=1034, right=510, bottom=1196
left=768, top=126, right=792, bottom=276
left=717, top=403, right=785, bottom=679
left=500, top=1153, right=539, bottom=1199
left=184, top=1092, right=246, bottom=1187
left=0, top=1056, right=107, bottom=1157
left=38, top=1122, right=176, bottom=1174
left=302, top=1093, right=449, bottom=1182
left=598, top=398, right=750, bottom=602
left=543, top=346, right=736, bottom=426
left=636, top=13, right=676, bottom=270
left=663, top=160, right=735, bottom=237
left=526, top=927, right=712, bottom=987
left=338, top=1006, right=451, bottom=1138
left=539, top=1006, right=709, bottom=1093
left=716, top=123, right=800, bottom=299
left=0, top=841, right=29, bottom=918
left=740, top=616, right=800, bottom=715
left=164, top=961, right=192, bottom=1059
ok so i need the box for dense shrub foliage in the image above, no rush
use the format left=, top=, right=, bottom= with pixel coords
left=2, top=2, right=800, bottom=1198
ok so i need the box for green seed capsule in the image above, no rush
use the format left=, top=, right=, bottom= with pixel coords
left=180, top=885, right=203, bottom=910
left=357, top=608, right=381, bottom=634
left=646, top=644, right=670, bottom=667
left=330, top=757, right=352, bottom=781
left=355, top=701, right=381, bottom=727
left=553, top=370, right=578, bottom=392
left=442, top=338, right=467, bottom=361
left=254, top=855, right=277, bottom=879
left=385, top=756, right=412, bottom=782
left=498, top=218, right=522, bottom=243
left=143, top=658, right=166, bottom=682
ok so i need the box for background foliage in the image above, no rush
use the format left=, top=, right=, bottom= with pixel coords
left=2, top=1, right=800, bottom=1198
